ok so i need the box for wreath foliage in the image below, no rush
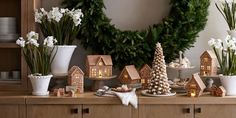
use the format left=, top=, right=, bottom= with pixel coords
left=62, top=0, right=210, bottom=69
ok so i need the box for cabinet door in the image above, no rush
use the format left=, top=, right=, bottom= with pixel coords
left=195, top=104, right=236, bottom=118
left=139, top=104, right=194, bottom=118
left=0, top=105, right=21, bottom=118
left=83, top=105, right=132, bottom=118
left=27, top=105, right=82, bottom=118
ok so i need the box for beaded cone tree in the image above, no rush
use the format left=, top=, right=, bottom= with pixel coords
left=147, top=43, right=171, bottom=95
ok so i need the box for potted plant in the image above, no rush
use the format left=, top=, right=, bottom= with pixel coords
left=208, top=35, right=236, bottom=95
left=216, top=0, right=236, bottom=37
left=16, top=31, right=57, bottom=96
left=35, top=7, right=83, bottom=76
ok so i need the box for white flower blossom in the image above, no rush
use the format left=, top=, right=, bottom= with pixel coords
left=43, top=36, right=57, bottom=47
left=40, top=8, right=48, bottom=15
left=215, top=39, right=223, bottom=49
left=26, top=31, right=39, bottom=40
left=60, top=8, right=69, bottom=14
left=27, top=38, right=39, bottom=47
left=35, top=9, right=43, bottom=23
left=16, top=37, right=25, bottom=47
left=208, top=38, right=216, bottom=47
left=47, top=7, right=63, bottom=22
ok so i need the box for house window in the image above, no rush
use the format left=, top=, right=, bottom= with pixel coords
left=99, top=61, right=103, bottom=66
left=200, top=66, right=204, bottom=70
left=141, top=79, right=145, bottom=84
left=91, top=68, right=97, bottom=77
left=204, top=58, right=208, bottom=62
left=207, top=66, right=211, bottom=70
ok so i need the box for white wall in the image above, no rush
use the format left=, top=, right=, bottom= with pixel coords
left=42, top=0, right=227, bottom=80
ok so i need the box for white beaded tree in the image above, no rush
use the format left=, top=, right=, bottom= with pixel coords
left=147, top=42, right=171, bottom=95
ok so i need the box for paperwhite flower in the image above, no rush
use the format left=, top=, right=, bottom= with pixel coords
left=26, top=31, right=39, bottom=40
left=67, top=9, right=83, bottom=26
left=35, top=9, right=43, bottom=23
left=215, top=39, right=223, bottom=49
left=43, top=36, right=57, bottom=47
left=27, top=38, right=39, bottom=47
left=48, top=7, right=63, bottom=22
left=208, top=38, right=216, bottom=46
left=40, top=8, right=48, bottom=15
left=60, top=8, right=69, bottom=14
left=16, top=37, right=25, bottom=47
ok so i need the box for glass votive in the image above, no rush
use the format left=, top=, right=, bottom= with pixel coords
left=1, top=71, right=9, bottom=79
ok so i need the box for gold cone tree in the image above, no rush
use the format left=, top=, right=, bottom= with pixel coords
left=147, top=43, right=171, bottom=95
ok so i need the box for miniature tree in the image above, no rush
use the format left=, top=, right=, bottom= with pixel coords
left=147, top=43, right=171, bottom=95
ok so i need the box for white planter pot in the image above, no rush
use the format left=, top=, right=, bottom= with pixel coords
left=220, top=75, right=236, bottom=96
left=28, top=74, right=52, bottom=96
left=51, top=45, right=77, bottom=76
left=227, top=30, right=236, bottom=38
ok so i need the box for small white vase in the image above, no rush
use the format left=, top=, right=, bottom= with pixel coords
left=220, top=75, right=236, bottom=96
left=227, top=30, right=236, bottom=38
left=28, top=74, right=52, bottom=96
left=51, top=45, right=77, bottom=76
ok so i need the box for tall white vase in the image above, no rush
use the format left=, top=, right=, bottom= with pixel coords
left=51, top=45, right=77, bottom=76
left=227, top=30, right=236, bottom=38
left=28, top=74, right=52, bottom=96
left=220, top=75, right=236, bottom=96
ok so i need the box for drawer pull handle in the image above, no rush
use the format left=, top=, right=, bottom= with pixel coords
left=83, top=108, right=89, bottom=114
left=195, top=108, right=201, bottom=113
left=71, top=108, right=79, bottom=114
left=183, top=108, right=191, bottom=113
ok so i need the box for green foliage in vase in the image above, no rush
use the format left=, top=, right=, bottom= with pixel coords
left=16, top=31, right=57, bottom=75
left=62, top=0, right=210, bottom=69
left=216, top=0, right=236, bottom=30
left=35, top=7, right=83, bottom=45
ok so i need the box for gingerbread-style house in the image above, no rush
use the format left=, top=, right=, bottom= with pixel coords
left=86, top=55, right=113, bottom=78
left=139, top=64, right=151, bottom=88
left=186, top=73, right=206, bottom=97
left=119, top=65, right=141, bottom=84
left=68, top=66, right=84, bottom=93
left=200, top=50, right=217, bottom=76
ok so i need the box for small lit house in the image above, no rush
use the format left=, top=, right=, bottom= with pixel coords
left=186, top=73, right=206, bottom=97
left=119, top=65, right=141, bottom=84
left=68, top=66, right=84, bottom=93
left=139, top=64, right=151, bottom=88
left=200, top=50, right=217, bottom=76
left=86, top=55, right=113, bottom=78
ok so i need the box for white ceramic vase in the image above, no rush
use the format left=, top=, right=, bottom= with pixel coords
left=28, top=74, right=53, bottom=96
left=227, top=30, right=236, bottom=38
left=220, top=75, right=236, bottom=96
left=51, top=45, right=77, bottom=76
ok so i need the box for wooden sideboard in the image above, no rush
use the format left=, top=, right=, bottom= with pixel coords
left=1, top=93, right=236, bottom=118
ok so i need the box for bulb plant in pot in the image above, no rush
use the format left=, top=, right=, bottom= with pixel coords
left=208, top=35, right=236, bottom=95
left=35, top=7, right=83, bottom=76
left=216, top=0, right=236, bottom=37
left=16, top=31, right=57, bottom=96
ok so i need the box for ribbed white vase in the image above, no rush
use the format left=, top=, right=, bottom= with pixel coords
left=28, top=74, right=52, bottom=96
left=51, top=45, right=77, bottom=76
left=220, top=75, right=236, bottom=96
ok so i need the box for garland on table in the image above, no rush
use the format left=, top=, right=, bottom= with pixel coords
left=62, top=0, right=210, bottom=69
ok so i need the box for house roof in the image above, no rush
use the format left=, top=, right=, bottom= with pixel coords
left=87, top=55, right=113, bottom=66
left=69, top=66, right=84, bottom=75
left=200, top=50, right=217, bottom=59
left=120, top=65, right=141, bottom=80
left=188, top=73, right=206, bottom=90
left=139, top=64, right=151, bottom=73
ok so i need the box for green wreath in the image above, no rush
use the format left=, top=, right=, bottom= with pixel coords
left=62, top=0, right=210, bottom=69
